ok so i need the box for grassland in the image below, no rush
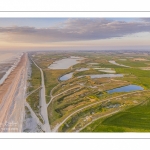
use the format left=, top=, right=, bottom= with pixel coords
left=26, top=60, right=43, bottom=122
left=28, top=51, right=150, bottom=132
left=73, top=69, right=105, bottom=77
left=30, top=52, right=72, bottom=103
left=115, top=68, right=150, bottom=89
left=59, top=90, right=150, bottom=132
left=82, top=94, right=150, bottom=132
left=47, top=76, right=129, bottom=128
left=44, top=69, right=68, bottom=103
left=27, top=63, right=41, bottom=111
left=27, top=62, right=41, bottom=92
left=116, top=59, right=148, bottom=67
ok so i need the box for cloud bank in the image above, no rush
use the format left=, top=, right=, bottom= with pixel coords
left=0, top=18, right=150, bottom=43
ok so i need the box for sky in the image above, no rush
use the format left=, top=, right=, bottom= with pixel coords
left=0, top=18, right=150, bottom=51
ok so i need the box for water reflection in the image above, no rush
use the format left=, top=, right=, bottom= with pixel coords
left=107, top=85, right=143, bottom=94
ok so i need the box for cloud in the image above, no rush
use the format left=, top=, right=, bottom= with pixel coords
left=140, top=18, right=150, bottom=22
left=0, top=18, right=150, bottom=43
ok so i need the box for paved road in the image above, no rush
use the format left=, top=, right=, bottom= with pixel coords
left=31, top=59, right=50, bottom=132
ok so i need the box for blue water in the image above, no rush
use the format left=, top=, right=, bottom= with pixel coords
left=107, top=85, right=143, bottom=94
left=59, top=72, right=73, bottom=81
left=61, top=73, right=124, bottom=81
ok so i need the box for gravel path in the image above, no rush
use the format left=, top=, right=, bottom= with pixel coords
left=31, top=59, right=51, bottom=132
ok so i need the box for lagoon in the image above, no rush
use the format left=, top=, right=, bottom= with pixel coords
left=109, top=60, right=129, bottom=68
left=76, top=68, right=89, bottom=71
left=59, top=72, right=73, bottom=81
left=89, top=74, right=123, bottom=79
left=59, top=73, right=123, bottom=81
left=107, top=85, right=143, bottom=94
left=48, top=56, right=84, bottom=69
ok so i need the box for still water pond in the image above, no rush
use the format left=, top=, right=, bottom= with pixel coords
left=76, top=68, right=89, bottom=71
left=60, top=73, right=123, bottom=81
left=109, top=60, right=129, bottom=68
left=107, top=85, right=143, bottom=94
left=89, top=74, right=123, bottom=79
left=59, top=72, right=73, bottom=81
left=48, top=56, right=84, bottom=69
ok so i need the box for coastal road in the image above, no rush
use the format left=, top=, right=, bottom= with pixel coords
left=31, top=59, right=50, bottom=132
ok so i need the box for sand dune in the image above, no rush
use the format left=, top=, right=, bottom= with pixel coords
left=0, top=53, right=28, bottom=132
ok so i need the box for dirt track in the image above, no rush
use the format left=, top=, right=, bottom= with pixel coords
left=31, top=59, right=50, bottom=132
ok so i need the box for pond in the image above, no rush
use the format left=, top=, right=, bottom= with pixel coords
left=89, top=74, right=123, bottom=79
left=88, top=63, right=99, bottom=65
left=59, top=72, right=73, bottom=81
left=98, top=70, right=116, bottom=73
left=109, top=60, right=129, bottom=67
left=60, top=73, right=123, bottom=81
left=48, top=56, right=84, bottom=69
left=107, top=85, right=143, bottom=94
left=76, top=68, right=89, bottom=71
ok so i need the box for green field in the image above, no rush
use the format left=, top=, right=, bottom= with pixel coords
left=26, top=60, right=43, bottom=122
left=73, top=69, right=105, bottom=77
left=82, top=97, right=150, bottom=132
left=115, top=68, right=150, bottom=89
left=27, top=62, right=41, bottom=92
left=27, top=51, right=150, bottom=132
left=116, top=60, right=148, bottom=67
